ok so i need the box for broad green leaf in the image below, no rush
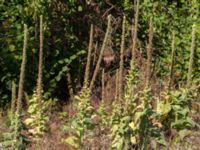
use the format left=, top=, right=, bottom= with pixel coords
left=62, top=136, right=79, bottom=148
left=157, top=102, right=171, bottom=116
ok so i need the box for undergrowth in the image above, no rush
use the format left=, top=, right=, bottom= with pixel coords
left=62, top=86, right=95, bottom=149
left=24, top=91, right=54, bottom=141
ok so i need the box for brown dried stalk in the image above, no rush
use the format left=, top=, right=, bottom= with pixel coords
left=16, top=24, right=28, bottom=115
left=168, top=31, right=176, bottom=91
left=67, top=72, right=74, bottom=101
left=132, top=0, right=140, bottom=62
left=115, top=69, right=119, bottom=101
left=101, top=69, right=105, bottom=101
left=11, top=81, right=17, bottom=118
left=146, top=17, right=153, bottom=88
left=187, top=24, right=196, bottom=88
left=93, top=42, right=98, bottom=67
left=37, top=15, right=43, bottom=103
left=118, top=16, right=126, bottom=100
left=90, top=15, right=112, bottom=90
left=84, top=24, right=94, bottom=87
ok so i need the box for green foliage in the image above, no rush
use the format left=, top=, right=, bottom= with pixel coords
left=110, top=63, right=139, bottom=149
left=110, top=102, right=130, bottom=150
left=1, top=114, right=28, bottom=150
left=62, top=87, right=95, bottom=148
left=44, top=50, right=85, bottom=99
left=138, top=0, right=200, bottom=84
left=157, top=88, right=196, bottom=139
left=111, top=65, right=165, bottom=149
left=123, top=0, right=133, bottom=12
left=24, top=91, right=54, bottom=141
left=0, top=0, right=87, bottom=106
left=95, top=102, right=109, bottom=127
left=128, top=89, right=165, bottom=148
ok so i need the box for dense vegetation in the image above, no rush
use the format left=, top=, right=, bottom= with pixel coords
left=0, top=0, right=200, bottom=149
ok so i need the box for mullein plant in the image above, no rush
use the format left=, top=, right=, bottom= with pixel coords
left=110, top=63, right=139, bottom=150
left=62, top=23, right=95, bottom=149
left=1, top=24, right=29, bottom=150
left=64, top=16, right=113, bottom=148
left=111, top=12, right=164, bottom=149
left=111, top=15, right=132, bottom=150
left=110, top=10, right=133, bottom=149
left=24, top=91, right=53, bottom=141
left=129, top=16, right=165, bottom=149
left=111, top=57, right=163, bottom=150
left=156, top=24, right=197, bottom=148
left=94, top=69, right=109, bottom=128
left=13, top=23, right=29, bottom=150
left=121, top=64, right=163, bottom=149
left=24, top=15, right=52, bottom=142
left=156, top=89, right=196, bottom=148
left=1, top=82, right=17, bottom=149
left=62, top=87, right=94, bottom=149
left=128, top=9, right=162, bottom=150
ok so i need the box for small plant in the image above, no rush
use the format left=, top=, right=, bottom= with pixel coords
left=95, top=101, right=108, bottom=127
left=62, top=87, right=95, bottom=149
left=157, top=88, right=196, bottom=146
left=111, top=63, right=164, bottom=149
left=62, top=21, right=97, bottom=149
left=1, top=114, right=28, bottom=150
left=110, top=63, right=137, bottom=150
left=128, top=88, right=164, bottom=149
left=24, top=91, right=54, bottom=141
left=110, top=101, right=130, bottom=150
left=1, top=82, right=28, bottom=150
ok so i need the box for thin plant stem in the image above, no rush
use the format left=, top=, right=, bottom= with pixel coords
left=67, top=72, right=74, bottom=101
left=118, top=16, right=126, bottom=101
left=168, top=31, right=176, bottom=91
left=93, top=42, right=98, bottom=67
left=37, top=15, right=44, bottom=103
left=146, top=17, right=153, bottom=88
left=187, top=24, right=196, bottom=88
left=16, top=24, right=28, bottom=115
left=14, top=24, right=28, bottom=149
left=11, top=81, right=16, bottom=120
left=84, top=24, right=94, bottom=87
left=132, top=0, right=140, bottom=63
left=115, top=69, right=119, bottom=101
left=102, top=69, right=105, bottom=102
left=90, top=15, right=112, bottom=90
